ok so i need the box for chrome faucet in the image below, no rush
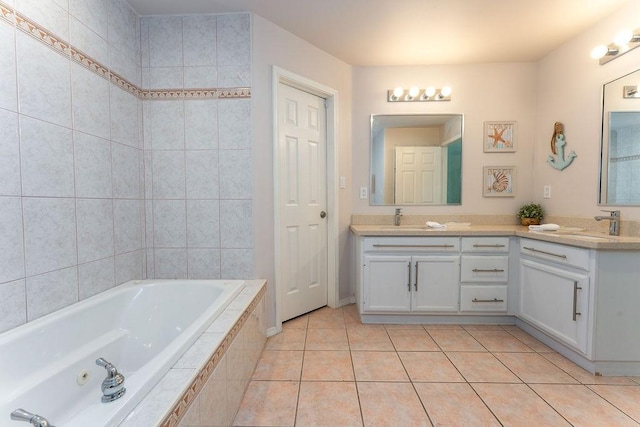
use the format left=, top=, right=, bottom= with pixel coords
left=594, top=210, right=620, bottom=236
left=10, top=409, right=55, bottom=427
left=96, top=358, right=126, bottom=402
left=394, top=208, right=402, bottom=226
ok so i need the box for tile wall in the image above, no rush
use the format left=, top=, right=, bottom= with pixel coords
left=0, top=0, right=254, bottom=334
left=608, top=123, right=640, bottom=204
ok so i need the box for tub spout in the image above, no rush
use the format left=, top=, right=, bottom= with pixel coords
left=96, top=357, right=126, bottom=402
left=10, top=409, right=55, bottom=427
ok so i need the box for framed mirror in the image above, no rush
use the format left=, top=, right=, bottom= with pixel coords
left=599, top=69, right=640, bottom=205
left=370, top=114, right=463, bottom=206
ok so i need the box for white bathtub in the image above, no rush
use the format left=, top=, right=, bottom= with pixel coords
left=0, top=279, right=245, bottom=427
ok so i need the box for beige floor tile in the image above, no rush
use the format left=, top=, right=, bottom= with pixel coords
left=468, top=330, right=535, bottom=352
left=282, top=314, right=308, bottom=329
left=301, top=350, right=354, bottom=381
left=387, top=329, right=440, bottom=351
left=415, top=383, right=501, bottom=426
left=384, top=323, right=424, bottom=329
left=588, top=385, right=640, bottom=423
left=494, top=352, right=579, bottom=384
left=472, top=383, right=571, bottom=426
left=428, top=329, right=486, bottom=351
left=422, top=324, right=464, bottom=330
left=631, top=377, right=640, bottom=385
left=264, top=328, right=306, bottom=351
left=233, top=381, right=299, bottom=426
left=462, top=324, right=504, bottom=331
left=446, top=352, right=521, bottom=383
left=342, top=304, right=362, bottom=325
left=358, top=382, right=430, bottom=427
left=305, top=328, right=349, bottom=350
left=296, top=382, right=363, bottom=427
left=531, top=384, right=639, bottom=426
left=308, top=306, right=345, bottom=329
left=251, top=350, right=303, bottom=381
left=541, top=352, right=637, bottom=385
left=347, top=327, right=394, bottom=351
left=352, top=351, right=409, bottom=381
left=399, top=351, right=465, bottom=382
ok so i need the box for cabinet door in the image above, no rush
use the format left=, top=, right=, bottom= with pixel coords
left=363, top=255, right=411, bottom=312
left=519, top=259, right=590, bottom=354
left=412, top=256, right=460, bottom=312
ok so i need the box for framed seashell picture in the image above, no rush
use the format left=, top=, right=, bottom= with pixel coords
left=483, top=166, right=516, bottom=197
left=484, top=121, right=516, bottom=152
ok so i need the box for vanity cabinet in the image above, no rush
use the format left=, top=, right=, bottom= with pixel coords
left=460, top=237, right=509, bottom=312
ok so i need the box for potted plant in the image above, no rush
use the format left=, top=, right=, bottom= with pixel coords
left=517, top=203, right=543, bottom=226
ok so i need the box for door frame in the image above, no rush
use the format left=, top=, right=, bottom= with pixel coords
left=272, top=66, right=339, bottom=333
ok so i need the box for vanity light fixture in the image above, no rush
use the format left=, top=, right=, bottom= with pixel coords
left=387, top=86, right=452, bottom=102
left=591, top=27, right=640, bottom=65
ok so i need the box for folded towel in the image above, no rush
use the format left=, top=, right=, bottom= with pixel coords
left=528, top=223, right=560, bottom=231
left=426, top=221, right=446, bottom=228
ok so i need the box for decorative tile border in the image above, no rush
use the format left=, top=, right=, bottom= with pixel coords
left=159, top=282, right=266, bottom=427
left=0, top=0, right=251, bottom=100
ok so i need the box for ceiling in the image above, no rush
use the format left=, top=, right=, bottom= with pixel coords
left=127, top=0, right=629, bottom=66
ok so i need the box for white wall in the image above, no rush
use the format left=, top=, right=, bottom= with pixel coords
left=251, top=15, right=353, bottom=328
left=534, top=0, right=640, bottom=221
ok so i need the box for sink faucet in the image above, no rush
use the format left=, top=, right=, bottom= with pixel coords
left=594, top=210, right=620, bottom=236
left=10, top=409, right=55, bottom=427
left=394, top=208, right=402, bottom=226
left=96, top=358, right=126, bottom=402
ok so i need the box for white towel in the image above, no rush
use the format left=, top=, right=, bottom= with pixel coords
left=528, top=223, right=560, bottom=231
left=426, top=221, right=446, bottom=228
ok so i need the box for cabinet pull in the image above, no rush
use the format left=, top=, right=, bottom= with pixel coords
left=407, top=262, right=411, bottom=291
left=472, top=268, right=505, bottom=273
left=473, top=244, right=506, bottom=248
left=522, top=246, right=567, bottom=259
left=472, top=298, right=504, bottom=303
left=373, top=244, right=455, bottom=248
left=573, top=281, right=582, bottom=321
left=414, top=261, right=419, bottom=291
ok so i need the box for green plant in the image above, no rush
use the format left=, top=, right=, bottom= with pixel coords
left=517, top=203, right=543, bottom=219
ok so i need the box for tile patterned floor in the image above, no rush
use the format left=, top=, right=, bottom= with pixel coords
left=233, top=305, right=640, bottom=426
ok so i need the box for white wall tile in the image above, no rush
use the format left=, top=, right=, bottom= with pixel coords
left=185, top=100, right=218, bottom=150
left=115, top=249, right=143, bottom=284
left=187, top=248, right=221, bottom=279
left=69, top=0, right=108, bottom=40
left=16, top=0, right=69, bottom=40
left=219, top=150, right=252, bottom=199
left=220, top=200, right=253, bottom=248
left=0, top=23, right=17, bottom=112
left=109, top=45, right=141, bottom=87
left=16, top=32, right=72, bottom=128
left=150, top=100, right=185, bottom=150
left=0, top=197, right=25, bottom=284
left=146, top=67, right=184, bottom=89
left=183, top=15, right=217, bottom=67
left=187, top=199, right=220, bottom=248
left=148, top=16, right=183, bottom=67
left=78, top=256, right=114, bottom=299
left=0, top=279, right=26, bottom=333
left=20, top=116, right=75, bottom=197
left=153, top=200, right=186, bottom=247
left=152, top=150, right=186, bottom=199
left=71, top=63, right=111, bottom=139
left=76, top=198, right=114, bottom=263
left=74, top=131, right=113, bottom=198
left=110, top=85, right=140, bottom=148
left=107, top=0, right=140, bottom=65
left=154, top=248, right=187, bottom=279
left=0, top=110, right=21, bottom=196
left=185, top=150, right=219, bottom=199
left=112, top=142, right=141, bottom=198
left=216, top=14, right=250, bottom=67
left=218, top=65, right=250, bottom=88
left=184, top=66, right=217, bottom=88
left=26, top=266, right=78, bottom=321
left=114, top=199, right=142, bottom=254
left=221, top=249, right=253, bottom=279
left=140, top=17, right=150, bottom=68
left=218, top=98, right=251, bottom=149
left=69, top=16, right=109, bottom=67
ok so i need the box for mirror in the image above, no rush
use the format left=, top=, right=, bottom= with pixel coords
left=600, top=69, right=640, bottom=205
left=370, top=114, right=463, bottom=205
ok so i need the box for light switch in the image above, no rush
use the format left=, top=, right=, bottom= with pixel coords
left=543, top=185, right=551, bottom=199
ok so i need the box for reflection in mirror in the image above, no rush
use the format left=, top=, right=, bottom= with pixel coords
left=600, top=69, right=640, bottom=205
left=370, top=114, right=463, bottom=206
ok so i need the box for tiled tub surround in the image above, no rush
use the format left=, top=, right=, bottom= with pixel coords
left=0, top=0, right=254, bottom=335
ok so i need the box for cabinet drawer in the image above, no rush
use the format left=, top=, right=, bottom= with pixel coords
left=461, top=256, right=509, bottom=282
left=520, top=238, right=590, bottom=271
left=363, top=237, right=460, bottom=253
left=460, top=286, right=508, bottom=312
left=461, top=237, right=510, bottom=253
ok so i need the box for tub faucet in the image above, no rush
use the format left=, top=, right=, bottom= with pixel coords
left=594, top=210, right=620, bottom=236
left=96, top=358, right=126, bottom=402
left=394, top=208, right=402, bottom=226
left=10, top=409, right=55, bottom=427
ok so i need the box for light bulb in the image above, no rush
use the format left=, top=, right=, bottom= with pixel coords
left=440, top=86, right=452, bottom=97
left=393, top=87, right=404, bottom=98
left=408, top=87, right=420, bottom=98
left=425, top=87, right=436, bottom=97
left=614, top=29, right=633, bottom=47
left=591, top=44, right=609, bottom=59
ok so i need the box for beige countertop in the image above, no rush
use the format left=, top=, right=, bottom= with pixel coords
left=349, top=224, right=640, bottom=250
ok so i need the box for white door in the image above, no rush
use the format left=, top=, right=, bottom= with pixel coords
left=278, top=83, right=328, bottom=321
left=395, top=146, right=442, bottom=204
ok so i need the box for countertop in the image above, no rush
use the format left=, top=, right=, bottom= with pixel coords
left=349, top=224, right=640, bottom=250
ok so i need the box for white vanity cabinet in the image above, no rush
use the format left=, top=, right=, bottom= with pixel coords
left=460, top=237, right=509, bottom=312
left=360, top=237, right=460, bottom=314
left=518, top=238, right=592, bottom=355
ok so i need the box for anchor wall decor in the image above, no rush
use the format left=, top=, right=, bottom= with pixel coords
left=547, top=121, right=576, bottom=170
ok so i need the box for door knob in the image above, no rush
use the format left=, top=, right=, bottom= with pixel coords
left=320, top=211, right=327, bottom=218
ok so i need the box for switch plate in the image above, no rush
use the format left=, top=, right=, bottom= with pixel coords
left=339, top=176, right=346, bottom=189
left=543, top=185, right=551, bottom=199
left=360, top=187, right=368, bottom=199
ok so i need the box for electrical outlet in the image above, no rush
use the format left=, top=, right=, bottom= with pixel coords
left=543, top=185, right=551, bottom=199
left=360, top=187, right=368, bottom=199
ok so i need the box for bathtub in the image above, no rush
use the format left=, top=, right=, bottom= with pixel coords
left=0, top=279, right=245, bottom=427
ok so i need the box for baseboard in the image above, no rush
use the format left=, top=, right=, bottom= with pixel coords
left=266, top=326, right=281, bottom=337
left=338, top=296, right=356, bottom=307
